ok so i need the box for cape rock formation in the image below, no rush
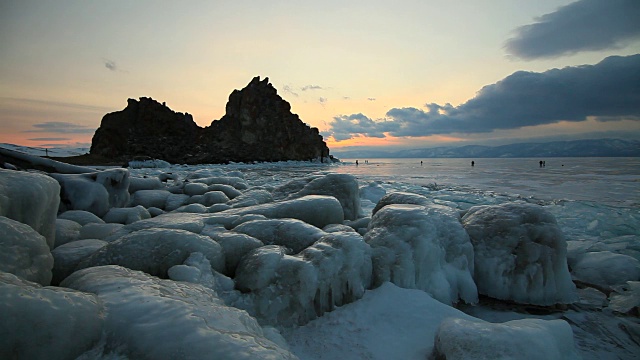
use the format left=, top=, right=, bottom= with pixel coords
left=90, top=77, right=330, bottom=164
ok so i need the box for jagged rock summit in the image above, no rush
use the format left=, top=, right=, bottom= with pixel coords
left=90, top=76, right=330, bottom=164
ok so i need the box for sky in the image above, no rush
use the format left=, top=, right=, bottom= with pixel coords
left=1, top=0, right=639, bottom=151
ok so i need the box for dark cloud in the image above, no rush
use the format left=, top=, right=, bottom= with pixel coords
left=301, top=85, right=323, bottom=91
left=104, top=59, right=117, bottom=71
left=505, top=0, right=640, bottom=60
left=368, top=98, right=376, bottom=101
left=326, top=54, right=640, bottom=140
left=25, top=121, right=95, bottom=134
left=27, top=137, right=72, bottom=141
left=318, top=97, right=327, bottom=107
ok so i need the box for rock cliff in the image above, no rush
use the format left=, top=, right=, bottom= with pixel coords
left=90, top=77, right=330, bottom=164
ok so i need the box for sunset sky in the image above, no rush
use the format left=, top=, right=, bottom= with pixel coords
left=1, top=0, right=639, bottom=151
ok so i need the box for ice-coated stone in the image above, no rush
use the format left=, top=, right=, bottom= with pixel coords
left=58, top=209, right=105, bottom=226
left=462, top=202, right=577, bottom=305
left=128, top=176, right=163, bottom=193
left=372, top=191, right=430, bottom=215
left=222, top=195, right=344, bottom=229
left=77, top=228, right=225, bottom=277
left=360, top=182, right=386, bottom=205
left=78, top=223, right=125, bottom=240
left=50, top=168, right=130, bottom=217
left=228, top=189, right=273, bottom=208
left=572, top=251, right=640, bottom=288
left=164, top=193, right=190, bottom=211
left=432, top=317, right=580, bottom=360
left=0, top=272, right=104, bottom=360
left=0, top=216, right=54, bottom=285
left=54, top=218, right=82, bottom=248
left=275, top=173, right=360, bottom=220
left=176, top=203, right=209, bottom=213
left=0, top=168, right=60, bottom=248
left=192, top=176, right=249, bottom=190
left=102, top=205, right=151, bottom=224
left=199, top=191, right=230, bottom=206
left=233, top=218, right=326, bottom=254
left=183, top=182, right=209, bottom=196
left=209, top=231, right=264, bottom=276
left=608, top=281, right=640, bottom=314
left=365, top=204, right=477, bottom=305
left=129, top=189, right=172, bottom=209
left=51, top=239, right=107, bottom=285
left=208, top=184, right=242, bottom=199
left=62, top=265, right=296, bottom=359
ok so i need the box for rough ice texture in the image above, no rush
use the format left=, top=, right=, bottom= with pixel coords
left=209, top=231, right=264, bottom=276
left=0, top=271, right=104, bottom=360
left=51, top=239, right=107, bottom=285
left=102, top=205, right=151, bottom=224
left=0, top=168, right=60, bottom=248
left=235, top=232, right=372, bottom=326
left=608, top=281, right=640, bottom=314
left=571, top=251, right=640, bottom=288
left=372, top=191, right=431, bottom=215
left=432, top=317, right=580, bottom=360
left=274, top=173, right=360, bottom=220
left=58, top=209, right=105, bottom=226
left=360, top=182, right=386, bottom=205
left=62, top=266, right=295, bottom=359
left=233, top=218, right=326, bottom=254
left=365, top=204, right=477, bottom=305
left=50, top=168, right=130, bottom=217
left=77, top=228, right=225, bottom=278
left=462, top=203, right=577, bottom=305
left=191, top=176, right=249, bottom=190
left=128, top=176, right=163, bottom=193
left=222, top=195, right=344, bottom=229
left=54, top=218, right=82, bottom=248
left=0, top=216, right=54, bottom=285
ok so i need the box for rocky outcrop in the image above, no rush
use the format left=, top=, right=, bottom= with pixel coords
left=90, top=77, right=331, bottom=164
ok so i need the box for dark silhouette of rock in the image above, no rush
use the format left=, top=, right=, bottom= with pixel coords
left=90, top=77, right=330, bottom=164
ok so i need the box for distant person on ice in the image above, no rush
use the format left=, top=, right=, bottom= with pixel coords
left=356, top=160, right=359, bottom=166
left=471, top=161, right=474, bottom=166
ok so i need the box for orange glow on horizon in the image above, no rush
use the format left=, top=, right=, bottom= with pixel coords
left=327, top=134, right=467, bottom=149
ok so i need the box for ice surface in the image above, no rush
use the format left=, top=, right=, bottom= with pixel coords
left=77, top=228, right=225, bottom=277
left=102, top=205, right=151, bottom=225
left=128, top=176, right=163, bottom=193
left=51, top=239, right=107, bottom=285
left=0, top=169, right=60, bottom=248
left=432, top=317, right=580, bottom=360
left=0, top=216, right=53, bottom=285
left=233, top=218, right=326, bottom=253
left=62, top=266, right=296, bottom=359
left=222, top=195, right=344, bottom=229
left=129, top=189, right=172, bottom=209
left=0, top=271, right=104, bottom=360
left=608, top=281, right=640, bottom=314
left=359, top=181, right=386, bottom=205
left=365, top=204, right=477, bottom=305
left=127, top=159, right=171, bottom=168
left=371, top=191, right=431, bottom=215
left=54, top=218, right=82, bottom=248
left=572, top=251, right=640, bottom=288
left=191, top=176, right=249, bottom=190
left=275, top=173, right=361, bottom=220
left=462, top=202, right=577, bottom=305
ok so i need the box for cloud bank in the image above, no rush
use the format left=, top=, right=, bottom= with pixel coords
left=25, top=122, right=95, bottom=134
left=326, top=54, right=640, bottom=141
left=505, top=0, right=640, bottom=60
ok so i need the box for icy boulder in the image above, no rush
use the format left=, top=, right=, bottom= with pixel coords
left=372, top=191, right=430, bottom=215
left=184, top=182, right=210, bottom=196
left=275, top=173, right=360, bottom=220
left=0, top=216, right=54, bottom=285
left=50, top=168, right=130, bottom=217
left=191, top=190, right=230, bottom=207
left=608, top=281, right=640, bottom=314
left=62, top=266, right=296, bottom=359
left=102, top=205, right=151, bottom=225
left=223, top=195, right=344, bottom=229
left=233, top=218, right=326, bottom=253
left=128, top=176, right=163, bottom=193
left=191, top=176, right=249, bottom=190
left=129, top=189, right=172, bottom=209
left=208, top=184, right=242, bottom=199
left=462, top=203, right=577, bottom=305
left=51, top=239, right=107, bottom=285
left=365, top=204, right=477, bottom=305
left=0, top=168, right=60, bottom=248
left=0, top=272, right=104, bottom=360
left=54, top=218, right=82, bottom=248
left=58, top=209, right=105, bottom=226
left=431, top=317, right=580, bottom=360
left=209, top=232, right=264, bottom=276
left=77, top=228, right=225, bottom=277
left=228, top=189, right=273, bottom=208
left=571, top=251, right=640, bottom=288
left=235, top=232, right=373, bottom=326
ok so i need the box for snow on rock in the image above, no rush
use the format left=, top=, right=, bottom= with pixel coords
left=0, top=168, right=60, bottom=248
left=222, top=195, right=344, bottom=229
left=372, top=191, right=431, bottom=215
left=235, top=232, right=373, bottom=327
left=284, top=282, right=476, bottom=360
left=0, top=216, right=54, bottom=285
left=608, top=281, right=640, bottom=314
left=572, top=251, right=640, bottom=288
left=128, top=176, right=163, bottom=193
left=102, top=205, right=151, bottom=225
left=58, top=209, right=105, bottom=226
left=78, top=223, right=125, bottom=240
left=365, top=204, right=477, bottom=305
left=129, top=189, right=172, bottom=209
left=0, top=271, right=104, bottom=360
left=50, top=168, right=130, bottom=217
left=51, top=239, right=107, bottom=285
left=233, top=218, right=326, bottom=254
left=54, top=218, right=82, bottom=248
left=209, top=231, right=264, bottom=276
left=431, top=317, right=580, bottom=360
left=228, top=189, right=273, bottom=208
left=462, top=202, right=577, bottom=306
left=274, top=173, right=360, bottom=220
left=62, top=265, right=296, bottom=360
left=77, top=228, right=225, bottom=278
